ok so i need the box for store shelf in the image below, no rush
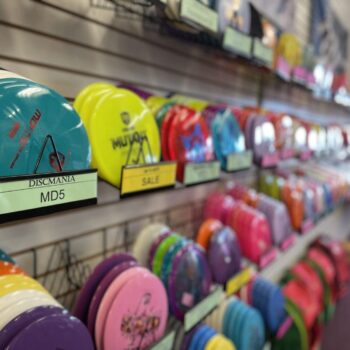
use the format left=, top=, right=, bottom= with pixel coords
left=0, top=167, right=257, bottom=255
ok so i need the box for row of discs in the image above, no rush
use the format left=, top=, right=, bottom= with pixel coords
left=196, top=219, right=242, bottom=284
left=204, top=192, right=273, bottom=264
left=73, top=252, right=168, bottom=350
left=0, top=250, right=94, bottom=349
left=205, top=297, right=265, bottom=350
left=133, top=223, right=213, bottom=320
left=182, top=323, right=236, bottom=350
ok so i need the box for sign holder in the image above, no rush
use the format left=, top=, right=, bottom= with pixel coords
left=120, top=136, right=177, bottom=197
left=0, top=134, right=97, bottom=224
left=182, top=160, right=221, bottom=186
left=224, top=150, right=253, bottom=172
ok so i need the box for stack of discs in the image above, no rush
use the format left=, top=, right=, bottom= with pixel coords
left=0, top=69, right=91, bottom=177
left=244, top=114, right=277, bottom=164
left=255, top=194, right=293, bottom=246
left=182, top=323, right=236, bottom=350
left=203, top=192, right=236, bottom=224
left=282, top=278, right=320, bottom=349
left=0, top=249, right=94, bottom=350
left=226, top=183, right=259, bottom=207
left=280, top=180, right=304, bottom=231
left=196, top=219, right=242, bottom=284
left=312, top=237, right=350, bottom=299
left=208, top=108, right=245, bottom=169
left=222, top=298, right=265, bottom=350
left=160, top=104, right=214, bottom=180
left=305, top=247, right=336, bottom=321
left=267, top=113, right=295, bottom=157
left=258, top=173, right=282, bottom=200
left=203, top=190, right=273, bottom=265
left=289, top=261, right=324, bottom=313
left=251, top=277, right=286, bottom=333
left=74, top=82, right=161, bottom=187
left=133, top=223, right=212, bottom=320
left=74, top=252, right=168, bottom=350
left=226, top=201, right=272, bottom=265
left=271, top=298, right=308, bottom=350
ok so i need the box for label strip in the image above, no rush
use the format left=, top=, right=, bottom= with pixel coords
left=0, top=171, right=97, bottom=216
left=121, top=162, right=177, bottom=195
left=184, top=285, right=223, bottom=332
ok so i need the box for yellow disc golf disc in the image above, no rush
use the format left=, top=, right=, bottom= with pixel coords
left=205, top=334, right=236, bottom=350
left=80, top=85, right=117, bottom=127
left=74, top=82, right=114, bottom=113
left=89, top=88, right=161, bottom=187
left=146, top=96, right=170, bottom=115
left=0, top=275, right=48, bottom=298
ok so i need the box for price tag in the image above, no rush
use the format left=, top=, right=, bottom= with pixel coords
left=261, top=152, right=279, bottom=168
left=253, top=38, right=273, bottom=66
left=259, top=248, right=278, bottom=269
left=184, top=285, right=223, bottom=331
left=301, top=218, right=314, bottom=235
left=276, top=317, right=293, bottom=339
left=223, top=27, right=252, bottom=57
left=225, top=150, right=253, bottom=172
left=275, top=56, right=291, bottom=81
left=292, top=66, right=308, bottom=85
left=226, top=267, right=254, bottom=295
left=0, top=170, right=97, bottom=223
left=280, top=234, right=296, bottom=252
left=299, top=149, right=312, bottom=161
left=279, top=148, right=295, bottom=160
left=183, top=161, right=220, bottom=185
left=150, top=330, right=176, bottom=350
left=180, top=0, right=218, bottom=33
left=121, top=162, right=176, bottom=196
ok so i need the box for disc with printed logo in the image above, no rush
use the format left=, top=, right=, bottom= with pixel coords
left=88, top=89, right=160, bottom=187
left=168, top=106, right=214, bottom=164
left=0, top=81, right=91, bottom=177
left=103, top=269, right=168, bottom=350
left=168, top=244, right=212, bottom=319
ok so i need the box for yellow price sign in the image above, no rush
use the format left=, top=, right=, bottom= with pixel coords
left=226, top=267, right=254, bottom=296
left=121, top=162, right=177, bottom=195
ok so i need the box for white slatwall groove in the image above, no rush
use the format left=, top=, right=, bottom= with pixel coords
left=294, top=0, right=311, bottom=46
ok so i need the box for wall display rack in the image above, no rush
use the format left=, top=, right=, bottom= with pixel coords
left=1, top=1, right=350, bottom=349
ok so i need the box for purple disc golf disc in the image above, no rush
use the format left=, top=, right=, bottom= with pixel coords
left=0, top=306, right=63, bottom=349
left=208, top=226, right=242, bottom=284
left=87, top=260, right=138, bottom=337
left=168, top=244, right=212, bottom=320
left=257, top=194, right=292, bottom=245
left=7, top=313, right=94, bottom=350
left=73, top=253, right=136, bottom=324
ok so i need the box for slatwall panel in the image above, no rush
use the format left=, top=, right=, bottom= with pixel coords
left=261, top=76, right=350, bottom=123
left=294, top=0, right=311, bottom=46
left=0, top=0, right=350, bottom=305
